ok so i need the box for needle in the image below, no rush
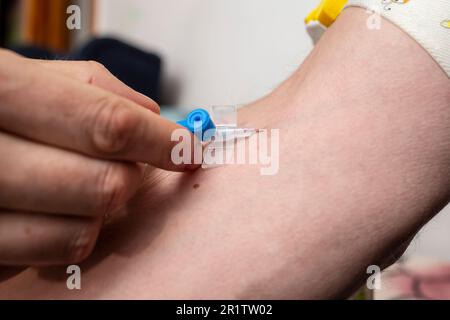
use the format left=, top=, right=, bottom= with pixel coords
left=215, top=127, right=261, bottom=140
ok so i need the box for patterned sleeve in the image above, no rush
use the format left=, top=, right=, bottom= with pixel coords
left=345, top=0, right=450, bottom=77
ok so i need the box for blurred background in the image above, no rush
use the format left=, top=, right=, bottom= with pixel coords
left=0, top=0, right=317, bottom=106
left=1, top=0, right=450, bottom=298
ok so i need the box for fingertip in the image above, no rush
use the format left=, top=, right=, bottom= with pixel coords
left=135, top=114, right=203, bottom=171
left=166, top=126, right=204, bottom=172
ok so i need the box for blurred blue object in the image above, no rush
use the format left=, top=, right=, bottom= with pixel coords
left=71, top=38, right=161, bottom=102
left=10, top=37, right=162, bottom=102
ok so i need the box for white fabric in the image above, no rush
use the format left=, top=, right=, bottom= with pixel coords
left=345, top=0, right=450, bottom=77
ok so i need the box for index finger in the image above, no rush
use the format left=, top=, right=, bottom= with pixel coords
left=0, top=51, right=197, bottom=171
left=34, top=59, right=161, bottom=114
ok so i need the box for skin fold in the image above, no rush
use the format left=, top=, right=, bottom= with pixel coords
left=1, top=8, right=450, bottom=299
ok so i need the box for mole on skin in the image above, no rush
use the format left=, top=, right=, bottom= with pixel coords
left=193, top=184, right=200, bottom=189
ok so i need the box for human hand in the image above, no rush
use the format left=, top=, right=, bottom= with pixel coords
left=0, top=49, right=193, bottom=266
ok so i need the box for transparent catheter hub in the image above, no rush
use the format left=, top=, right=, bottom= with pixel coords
left=211, top=105, right=237, bottom=130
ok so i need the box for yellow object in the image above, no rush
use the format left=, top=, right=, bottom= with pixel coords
left=305, top=0, right=347, bottom=43
left=305, top=0, right=348, bottom=27
left=442, top=20, right=450, bottom=29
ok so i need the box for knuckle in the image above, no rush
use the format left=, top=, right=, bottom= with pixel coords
left=87, top=60, right=106, bottom=70
left=94, top=163, right=130, bottom=215
left=88, top=97, right=139, bottom=155
left=81, top=60, right=107, bottom=85
left=87, top=60, right=107, bottom=75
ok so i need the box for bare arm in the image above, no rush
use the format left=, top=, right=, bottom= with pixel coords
left=1, top=7, right=450, bottom=299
